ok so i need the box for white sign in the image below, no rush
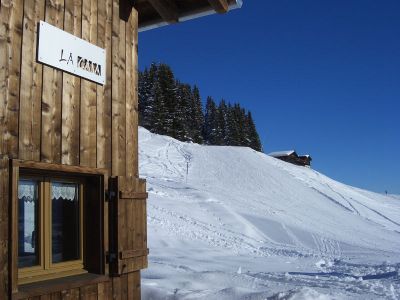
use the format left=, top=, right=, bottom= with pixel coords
left=38, top=21, right=106, bottom=85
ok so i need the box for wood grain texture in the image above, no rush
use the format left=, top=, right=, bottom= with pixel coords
left=1, top=1, right=147, bottom=298
left=0, top=1, right=10, bottom=297
left=10, top=162, right=20, bottom=294
left=111, top=0, right=126, bottom=177
left=118, top=18, right=126, bottom=177
left=127, top=272, right=141, bottom=300
left=60, top=288, right=79, bottom=300
left=0, top=159, right=9, bottom=298
left=12, top=159, right=108, bottom=175
left=96, top=0, right=112, bottom=172
left=0, top=0, right=24, bottom=297
left=19, top=0, right=45, bottom=161
left=125, top=10, right=139, bottom=179
left=97, top=281, right=111, bottom=300
left=80, top=0, right=97, bottom=168
left=112, top=276, right=122, bottom=300
left=3, top=0, right=23, bottom=159
left=121, top=274, right=128, bottom=299
left=79, top=284, right=97, bottom=300
left=50, top=292, right=62, bottom=300
left=41, top=0, right=65, bottom=163
left=16, top=274, right=109, bottom=299
left=61, top=0, right=81, bottom=165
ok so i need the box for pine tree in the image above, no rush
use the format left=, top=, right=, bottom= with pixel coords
left=189, top=86, right=204, bottom=144
left=246, top=111, right=262, bottom=151
left=138, top=62, right=263, bottom=151
left=138, top=68, right=148, bottom=126
left=216, top=100, right=228, bottom=145
left=203, top=96, right=219, bottom=144
left=175, top=82, right=191, bottom=141
left=154, top=64, right=177, bottom=136
left=139, top=63, right=159, bottom=130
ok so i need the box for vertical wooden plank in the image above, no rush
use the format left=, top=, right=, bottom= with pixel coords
left=0, top=0, right=23, bottom=297
left=111, top=0, right=126, bottom=177
left=96, top=0, right=112, bottom=171
left=0, top=161, right=8, bottom=300
left=112, top=277, right=122, bottom=300
left=79, top=284, right=97, bottom=300
left=60, top=288, right=80, bottom=300
left=125, top=10, right=138, bottom=178
left=50, top=292, right=62, bottom=300
left=140, top=180, right=148, bottom=269
left=0, top=5, right=11, bottom=295
left=2, top=0, right=23, bottom=158
left=118, top=179, right=127, bottom=273
left=97, top=0, right=112, bottom=275
left=126, top=197, right=135, bottom=269
left=119, top=19, right=126, bottom=177
left=41, top=0, right=65, bottom=163
left=128, top=272, right=141, bottom=300
left=0, top=1, right=9, bottom=295
left=19, top=0, right=45, bottom=161
left=80, top=0, right=97, bottom=167
left=10, top=162, right=19, bottom=294
left=61, top=0, right=81, bottom=165
left=136, top=200, right=144, bottom=269
left=121, top=274, right=128, bottom=299
left=40, top=295, right=51, bottom=300
left=98, top=281, right=111, bottom=300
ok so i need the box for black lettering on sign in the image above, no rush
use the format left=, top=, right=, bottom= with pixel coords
left=67, top=53, right=74, bottom=65
left=59, top=49, right=67, bottom=62
left=59, top=49, right=74, bottom=65
left=77, top=55, right=102, bottom=77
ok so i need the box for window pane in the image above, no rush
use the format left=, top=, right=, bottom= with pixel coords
left=18, top=180, right=40, bottom=268
left=51, top=182, right=80, bottom=263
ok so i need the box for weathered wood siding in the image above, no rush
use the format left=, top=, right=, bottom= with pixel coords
left=0, top=0, right=145, bottom=299
left=14, top=273, right=140, bottom=300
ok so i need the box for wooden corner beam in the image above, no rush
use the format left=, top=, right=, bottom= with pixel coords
left=208, top=0, right=229, bottom=14
left=148, top=0, right=179, bottom=24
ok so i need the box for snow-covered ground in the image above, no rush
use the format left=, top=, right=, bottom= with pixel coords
left=139, top=127, right=400, bottom=300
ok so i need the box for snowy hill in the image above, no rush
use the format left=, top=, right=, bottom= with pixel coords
left=138, top=127, right=400, bottom=300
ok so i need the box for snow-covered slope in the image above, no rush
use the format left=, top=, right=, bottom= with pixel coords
left=139, top=127, right=400, bottom=300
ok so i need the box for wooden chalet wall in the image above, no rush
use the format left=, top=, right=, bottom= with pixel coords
left=0, top=0, right=147, bottom=299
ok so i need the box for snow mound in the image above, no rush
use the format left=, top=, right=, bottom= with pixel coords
left=139, top=127, right=400, bottom=299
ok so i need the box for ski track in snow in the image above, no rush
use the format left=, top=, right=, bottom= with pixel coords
left=138, top=128, right=400, bottom=300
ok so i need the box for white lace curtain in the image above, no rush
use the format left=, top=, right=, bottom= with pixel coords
left=51, top=182, right=77, bottom=201
left=18, top=181, right=37, bottom=202
left=18, top=181, right=77, bottom=201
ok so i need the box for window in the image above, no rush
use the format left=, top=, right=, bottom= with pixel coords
left=10, top=160, right=106, bottom=292
left=18, top=176, right=86, bottom=284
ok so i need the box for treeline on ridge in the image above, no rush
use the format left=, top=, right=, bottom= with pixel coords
left=138, top=63, right=262, bottom=152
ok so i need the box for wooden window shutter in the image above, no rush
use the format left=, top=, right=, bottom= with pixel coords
left=108, top=176, right=148, bottom=276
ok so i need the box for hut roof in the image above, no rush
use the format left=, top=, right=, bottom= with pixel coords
left=130, top=0, right=243, bottom=31
left=268, top=150, right=297, bottom=158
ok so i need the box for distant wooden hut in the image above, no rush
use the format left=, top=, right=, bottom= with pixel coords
left=268, top=150, right=312, bottom=167
left=0, top=1, right=242, bottom=299
left=298, top=155, right=312, bottom=167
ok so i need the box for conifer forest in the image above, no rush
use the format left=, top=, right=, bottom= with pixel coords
left=139, top=63, right=263, bottom=152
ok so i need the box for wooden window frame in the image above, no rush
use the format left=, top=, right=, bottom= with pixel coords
left=18, top=176, right=86, bottom=284
left=9, top=159, right=108, bottom=294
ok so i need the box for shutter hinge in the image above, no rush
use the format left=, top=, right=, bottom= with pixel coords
left=105, top=189, right=117, bottom=202
left=106, top=251, right=118, bottom=263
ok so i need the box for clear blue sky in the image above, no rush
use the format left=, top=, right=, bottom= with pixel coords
left=138, top=0, right=400, bottom=195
